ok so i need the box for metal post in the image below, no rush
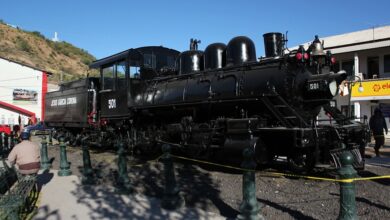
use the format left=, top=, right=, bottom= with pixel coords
left=0, top=132, right=3, bottom=147
left=347, top=81, right=352, bottom=119
left=337, top=152, right=358, bottom=220
left=237, top=147, right=264, bottom=220
left=58, top=137, right=72, bottom=176
left=40, top=136, right=51, bottom=170
left=12, top=132, right=19, bottom=146
left=4, top=133, right=8, bottom=151
left=81, top=140, right=94, bottom=185
left=161, top=144, right=184, bottom=210
left=116, top=141, right=132, bottom=193
left=0, top=132, right=3, bottom=158
left=48, top=130, right=53, bottom=146
left=9, top=131, right=14, bottom=149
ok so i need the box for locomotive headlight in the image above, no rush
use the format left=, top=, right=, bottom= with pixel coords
left=328, top=80, right=338, bottom=96
left=301, top=138, right=310, bottom=146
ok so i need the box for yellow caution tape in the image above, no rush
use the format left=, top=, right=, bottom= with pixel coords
left=169, top=154, right=390, bottom=183
left=128, top=154, right=163, bottom=167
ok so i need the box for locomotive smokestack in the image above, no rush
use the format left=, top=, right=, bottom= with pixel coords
left=263, top=32, right=284, bottom=57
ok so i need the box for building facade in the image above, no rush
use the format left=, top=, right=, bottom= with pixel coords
left=314, top=26, right=390, bottom=137
left=0, top=56, right=49, bottom=127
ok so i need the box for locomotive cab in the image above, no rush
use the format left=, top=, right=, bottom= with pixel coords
left=89, top=46, right=179, bottom=121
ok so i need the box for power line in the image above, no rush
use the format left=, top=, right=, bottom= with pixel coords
left=0, top=76, right=41, bottom=83
left=0, top=85, right=42, bottom=90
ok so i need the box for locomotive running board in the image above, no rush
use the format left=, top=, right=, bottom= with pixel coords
left=329, top=147, right=364, bottom=170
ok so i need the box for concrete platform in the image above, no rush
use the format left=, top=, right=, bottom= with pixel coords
left=33, top=170, right=225, bottom=220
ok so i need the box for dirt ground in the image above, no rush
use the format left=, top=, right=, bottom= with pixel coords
left=32, top=136, right=390, bottom=220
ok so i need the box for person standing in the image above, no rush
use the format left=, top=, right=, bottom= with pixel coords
left=369, top=108, right=388, bottom=157
left=7, top=131, right=40, bottom=175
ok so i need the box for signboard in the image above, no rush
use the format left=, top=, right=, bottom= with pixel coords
left=12, top=88, right=37, bottom=104
left=351, top=79, right=390, bottom=98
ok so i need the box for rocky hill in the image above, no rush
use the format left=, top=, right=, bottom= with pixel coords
left=0, top=20, right=96, bottom=83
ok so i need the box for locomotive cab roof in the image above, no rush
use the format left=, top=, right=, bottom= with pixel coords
left=89, top=46, right=179, bottom=71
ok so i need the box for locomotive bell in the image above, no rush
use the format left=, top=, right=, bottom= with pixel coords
left=310, top=35, right=325, bottom=56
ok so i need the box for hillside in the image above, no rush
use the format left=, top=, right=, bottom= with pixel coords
left=0, top=20, right=96, bottom=83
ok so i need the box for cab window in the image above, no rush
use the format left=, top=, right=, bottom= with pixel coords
left=102, top=65, right=114, bottom=90
left=116, top=61, right=126, bottom=89
left=167, top=56, right=175, bottom=68
left=144, top=54, right=156, bottom=69
left=130, top=66, right=140, bottom=79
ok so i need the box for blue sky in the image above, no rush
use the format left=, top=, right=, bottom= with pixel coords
left=1, top=0, right=390, bottom=59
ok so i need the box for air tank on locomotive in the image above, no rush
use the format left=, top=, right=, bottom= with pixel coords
left=226, top=36, right=257, bottom=66
left=228, top=33, right=288, bottom=98
left=204, top=43, right=226, bottom=70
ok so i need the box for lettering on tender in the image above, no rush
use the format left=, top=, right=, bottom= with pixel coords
left=50, top=97, right=77, bottom=107
left=51, top=99, right=58, bottom=107
left=58, top=98, right=67, bottom=106
left=67, top=97, right=77, bottom=104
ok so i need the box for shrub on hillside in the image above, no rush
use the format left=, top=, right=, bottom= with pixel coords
left=49, top=41, right=95, bottom=63
left=15, top=36, right=33, bottom=53
left=30, top=31, right=46, bottom=39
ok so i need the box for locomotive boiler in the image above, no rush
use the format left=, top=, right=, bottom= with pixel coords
left=44, top=33, right=368, bottom=172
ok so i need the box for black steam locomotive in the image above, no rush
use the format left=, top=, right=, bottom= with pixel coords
left=45, top=33, right=368, bottom=171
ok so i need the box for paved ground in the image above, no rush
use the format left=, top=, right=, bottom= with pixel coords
left=2, top=137, right=388, bottom=220
left=31, top=138, right=389, bottom=220
left=365, top=138, right=390, bottom=168
left=33, top=170, right=225, bottom=220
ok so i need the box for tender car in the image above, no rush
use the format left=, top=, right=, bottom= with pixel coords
left=24, top=122, right=53, bottom=135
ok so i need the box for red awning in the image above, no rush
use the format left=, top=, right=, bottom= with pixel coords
left=0, top=101, right=36, bottom=123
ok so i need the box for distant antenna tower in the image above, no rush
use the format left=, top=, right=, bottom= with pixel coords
left=52, top=32, right=59, bottom=42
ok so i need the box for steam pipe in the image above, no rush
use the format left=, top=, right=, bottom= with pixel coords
left=88, top=81, right=97, bottom=123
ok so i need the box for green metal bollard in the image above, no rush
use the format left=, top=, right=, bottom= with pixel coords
left=81, top=140, right=94, bottom=185
left=116, top=141, right=132, bottom=193
left=161, top=144, right=184, bottom=210
left=40, top=136, right=51, bottom=170
left=237, top=147, right=264, bottom=220
left=48, top=130, right=53, bottom=146
left=337, top=152, right=358, bottom=220
left=58, top=137, right=72, bottom=176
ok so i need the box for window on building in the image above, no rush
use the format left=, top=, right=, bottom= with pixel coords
left=342, top=60, right=354, bottom=77
left=384, top=54, right=390, bottom=73
left=367, top=56, right=379, bottom=79
left=102, top=65, right=114, bottom=90
left=332, top=61, right=340, bottom=73
left=341, top=105, right=355, bottom=118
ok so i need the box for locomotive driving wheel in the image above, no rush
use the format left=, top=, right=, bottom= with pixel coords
left=287, top=150, right=315, bottom=173
left=254, top=138, right=279, bottom=165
